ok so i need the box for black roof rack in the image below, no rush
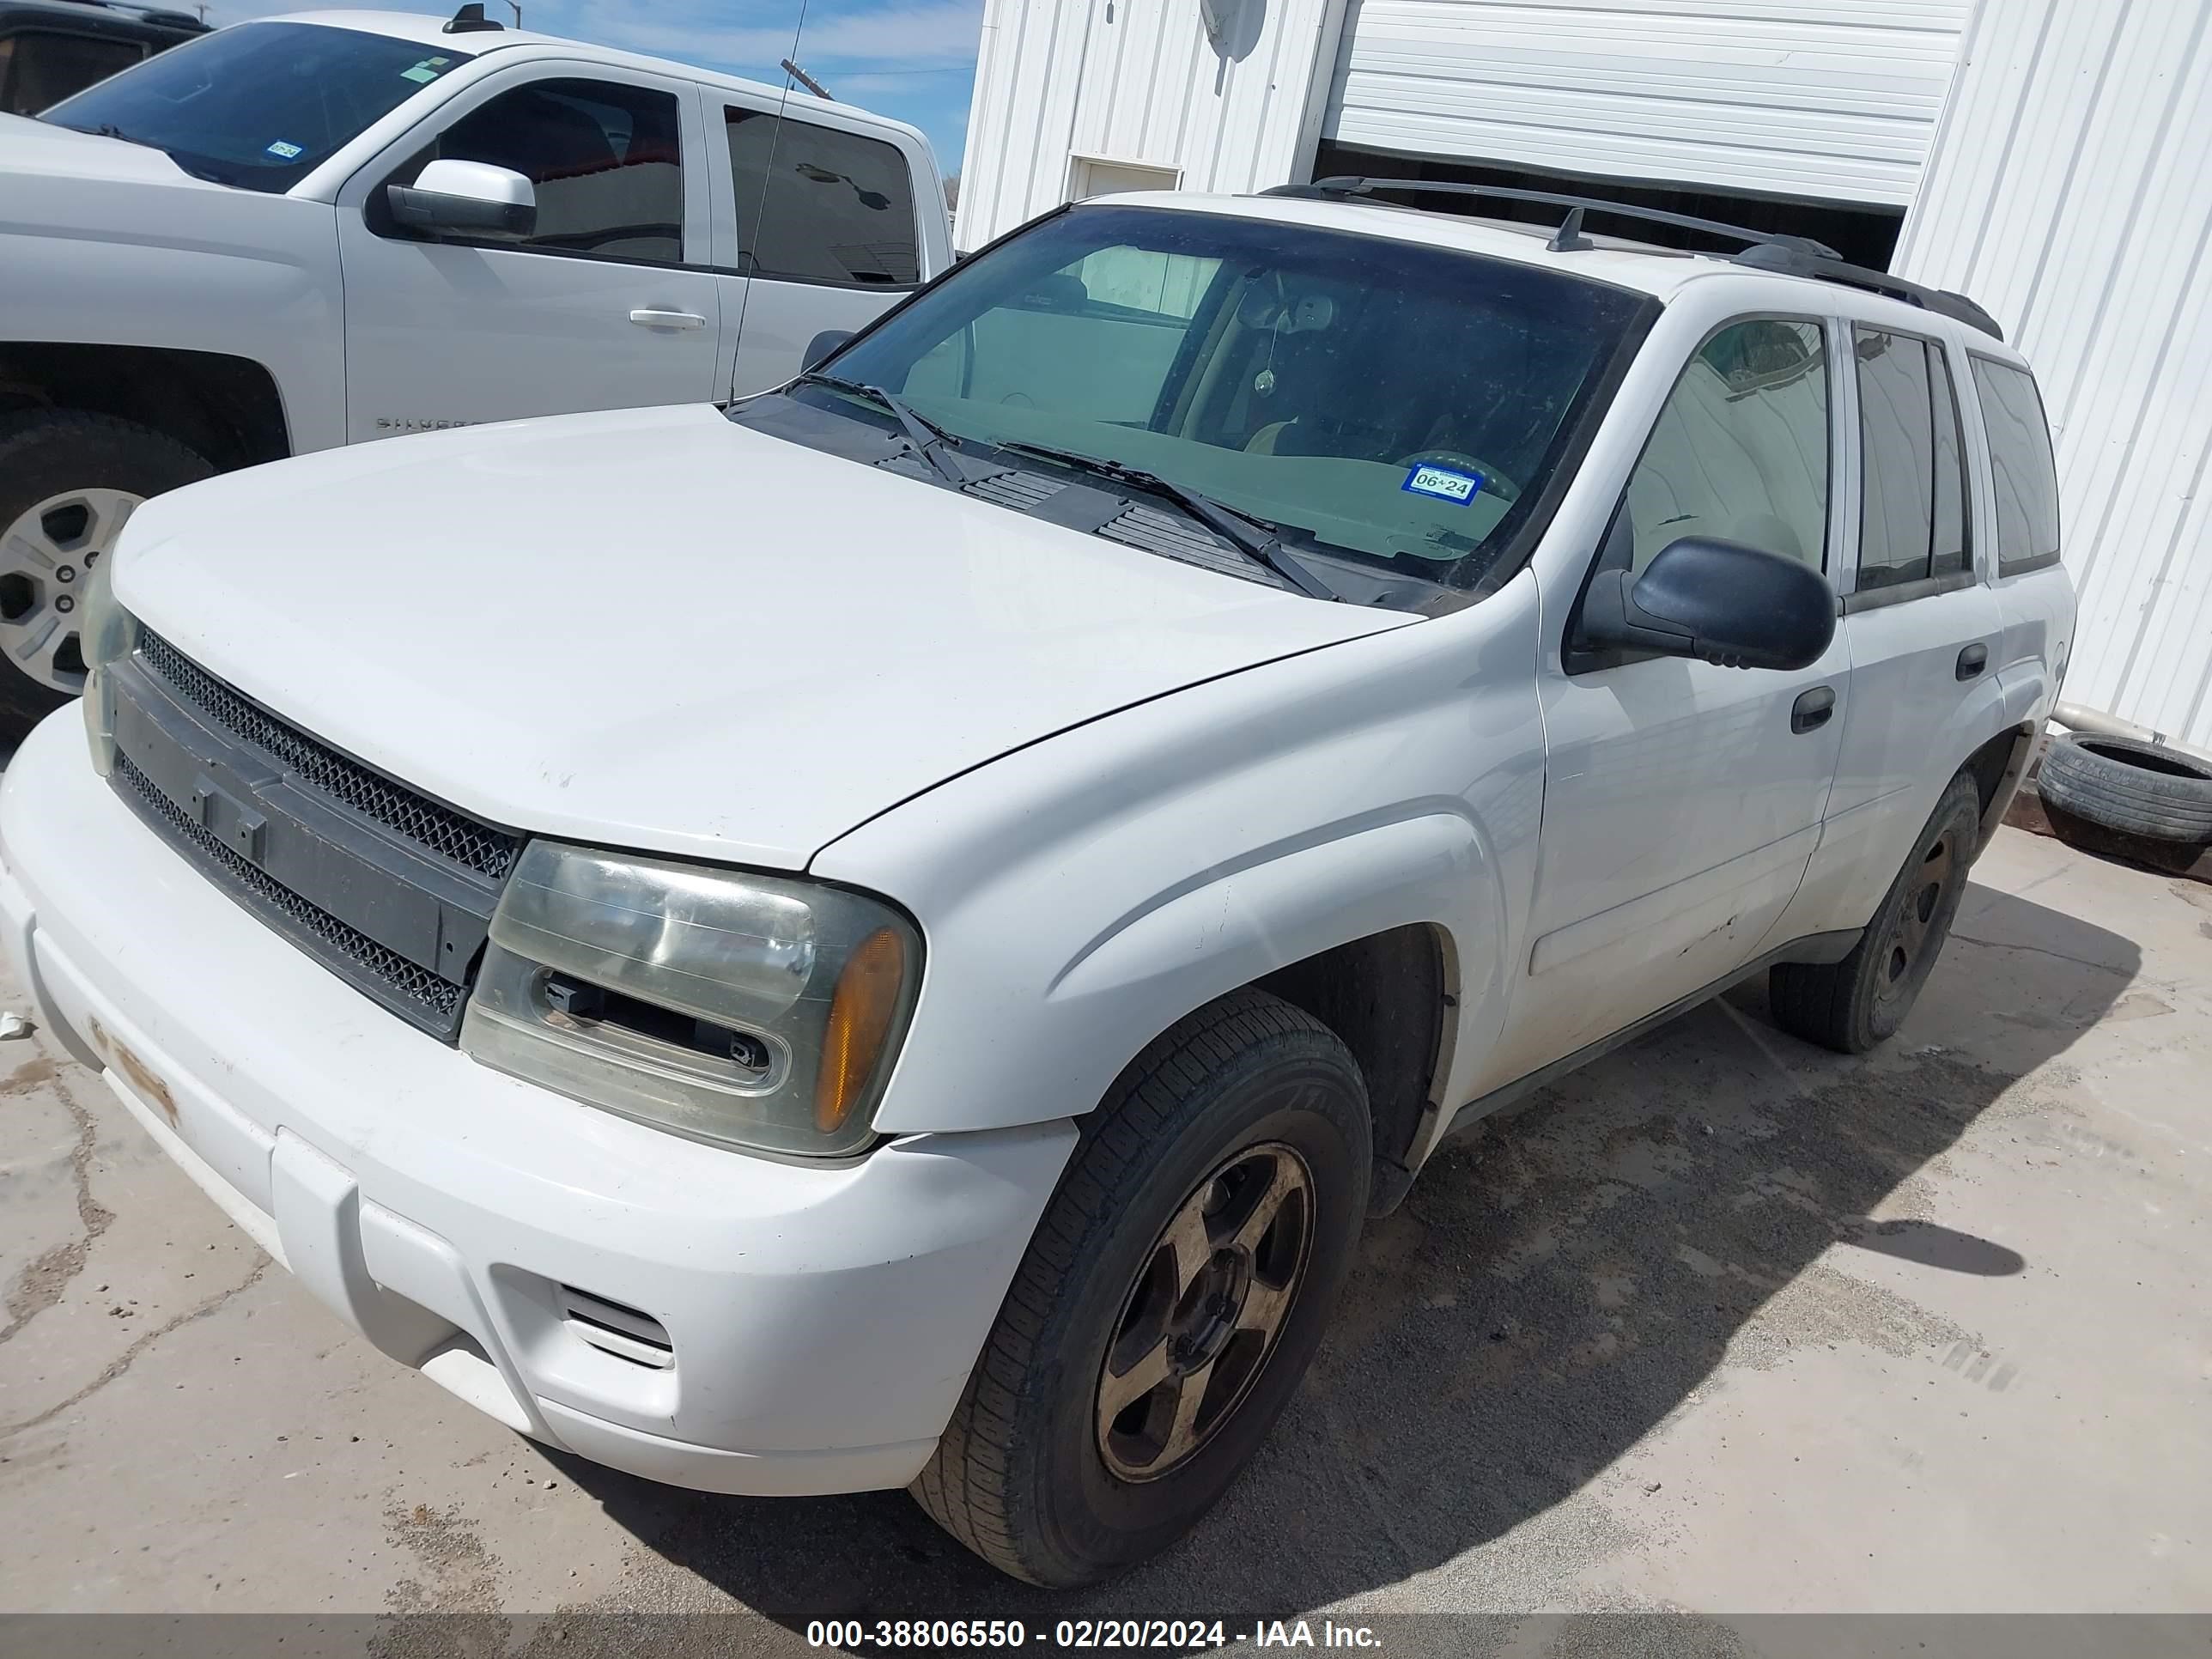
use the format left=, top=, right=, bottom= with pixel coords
left=1729, top=243, right=2003, bottom=339
left=1262, top=175, right=2004, bottom=341
left=1264, top=177, right=1841, bottom=259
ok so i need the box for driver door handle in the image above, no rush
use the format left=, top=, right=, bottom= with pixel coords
left=629, top=307, right=707, bottom=331
left=1791, top=685, right=1836, bottom=735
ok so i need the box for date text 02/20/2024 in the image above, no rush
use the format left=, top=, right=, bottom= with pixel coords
left=805, top=1619, right=1384, bottom=1649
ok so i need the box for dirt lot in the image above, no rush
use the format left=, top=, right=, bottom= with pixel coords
left=0, top=824, right=2206, bottom=1649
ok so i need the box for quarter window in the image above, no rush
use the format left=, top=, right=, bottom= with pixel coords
left=1622, top=318, right=1831, bottom=573
left=1855, top=327, right=1970, bottom=590
left=1970, top=357, right=2062, bottom=575
left=420, top=78, right=684, bottom=264
left=726, top=107, right=920, bottom=286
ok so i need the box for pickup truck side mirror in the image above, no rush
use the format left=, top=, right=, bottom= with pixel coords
left=387, top=159, right=537, bottom=241
left=802, top=329, right=854, bottom=370
left=1579, top=536, right=1836, bottom=672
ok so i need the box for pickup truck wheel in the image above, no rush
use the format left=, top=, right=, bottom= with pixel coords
left=1769, top=772, right=1981, bottom=1054
left=0, top=410, right=213, bottom=735
left=912, top=988, right=1370, bottom=1587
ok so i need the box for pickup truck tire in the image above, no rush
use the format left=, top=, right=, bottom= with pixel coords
left=912, top=988, right=1371, bottom=1587
left=1769, top=772, right=1982, bottom=1054
left=0, top=410, right=213, bottom=736
left=2034, top=732, right=2212, bottom=845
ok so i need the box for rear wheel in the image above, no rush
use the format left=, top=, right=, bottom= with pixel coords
left=0, top=410, right=213, bottom=738
left=912, top=989, right=1370, bottom=1586
left=1770, top=772, right=1981, bottom=1054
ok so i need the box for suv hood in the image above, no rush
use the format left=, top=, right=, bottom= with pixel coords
left=115, top=404, right=1412, bottom=871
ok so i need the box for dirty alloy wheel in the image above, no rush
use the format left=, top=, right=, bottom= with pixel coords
left=0, top=410, right=214, bottom=739
left=1770, top=772, right=1983, bottom=1055
left=912, top=989, right=1370, bottom=1587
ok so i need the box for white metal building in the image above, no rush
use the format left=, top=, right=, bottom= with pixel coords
left=957, top=0, right=2212, bottom=746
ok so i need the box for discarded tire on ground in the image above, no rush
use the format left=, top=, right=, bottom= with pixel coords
left=2035, top=732, right=2212, bottom=847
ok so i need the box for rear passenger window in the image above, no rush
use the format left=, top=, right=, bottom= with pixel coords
left=426, top=78, right=684, bottom=265
left=726, top=107, right=920, bottom=287
left=1854, top=328, right=1970, bottom=590
left=1970, top=357, right=2062, bottom=575
left=1622, top=318, right=1830, bottom=573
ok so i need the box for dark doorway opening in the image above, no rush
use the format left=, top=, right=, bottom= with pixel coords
left=1311, top=141, right=1905, bottom=270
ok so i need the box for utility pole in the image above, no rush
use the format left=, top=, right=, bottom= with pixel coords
left=781, top=58, right=833, bottom=100
left=505, top=2, right=521, bottom=24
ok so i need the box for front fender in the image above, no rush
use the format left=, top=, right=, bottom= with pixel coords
left=812, top=574, right=1546, bottom=1139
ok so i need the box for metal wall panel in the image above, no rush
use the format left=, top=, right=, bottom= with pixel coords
left=1896, top=0, right=2212, bottom=745
left=1325, top=0, right=1972, bottom=206
left=957, top=0, right=1352, bottom=246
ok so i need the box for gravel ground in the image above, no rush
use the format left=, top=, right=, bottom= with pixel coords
left=0, top=824, right=2206, bottom=1655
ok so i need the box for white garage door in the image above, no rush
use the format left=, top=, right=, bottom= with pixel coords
left=1324, top=0, right=1971, bottom=207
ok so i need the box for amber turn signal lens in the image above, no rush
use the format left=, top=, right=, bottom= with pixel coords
left=814, top=927, right=906, bottom=1133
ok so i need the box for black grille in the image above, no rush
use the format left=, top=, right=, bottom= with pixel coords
left=115, top=753, right=465, bottom=1027
left=137, top=632, right=519, bottom=879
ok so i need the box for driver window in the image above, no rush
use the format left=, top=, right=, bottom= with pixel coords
left=1620, top=318, right=1831, bottom=573
left=404, top=78, right=685, bottom=265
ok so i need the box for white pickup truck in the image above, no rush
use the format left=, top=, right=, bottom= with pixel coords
left=0, top=182, right=2074, bottom=1585
left=0, top=6, right=951, bottom=732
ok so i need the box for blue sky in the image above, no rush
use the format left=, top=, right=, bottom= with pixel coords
left=219, top=1, right=982, bottom=171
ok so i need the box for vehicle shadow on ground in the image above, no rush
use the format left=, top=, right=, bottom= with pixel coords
left=550, top=882, right=2136, bottom=1629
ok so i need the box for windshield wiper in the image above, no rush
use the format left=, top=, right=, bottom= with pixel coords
left=790, top=371, right=981, bottom=486
left=994, top=441, right=1337, bottom=600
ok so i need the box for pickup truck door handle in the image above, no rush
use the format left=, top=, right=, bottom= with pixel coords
left=1956, top=643, right=1990, bottom=681
left=629, top=307, right=708, bottom=331
left=1790, top=685, right=1836, bottom=735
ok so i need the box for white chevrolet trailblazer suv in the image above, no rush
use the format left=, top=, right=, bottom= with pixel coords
left=0, top=5, right=951, bottom=736
left=0, top=181, right=2075, bottom=1586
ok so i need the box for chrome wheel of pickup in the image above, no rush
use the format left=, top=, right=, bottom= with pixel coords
left=0, top=486, right=141, bottom=694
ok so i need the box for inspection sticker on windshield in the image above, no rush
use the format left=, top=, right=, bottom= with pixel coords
left=1402, top=463, right=1484, bottom=505
left=264, top=140, right=304, bottom=160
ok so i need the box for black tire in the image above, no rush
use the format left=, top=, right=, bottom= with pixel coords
left=1770, top=772, right=1982, bottom=1054
left=0, top=410, right=213, bottom=738
left=912, top=988, right=1371, bottom=1587
left=2036, top=732, right=2212, bottom=847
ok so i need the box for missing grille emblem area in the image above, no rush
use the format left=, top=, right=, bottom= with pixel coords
left=108, top=640, right=517, bottom=1042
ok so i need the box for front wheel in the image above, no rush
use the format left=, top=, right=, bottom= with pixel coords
left=912, top=989, right=1370, bottom=1586
left=0, top=410, right=213, bottom=738
left=1769, top=771, right=1982, bottom=1054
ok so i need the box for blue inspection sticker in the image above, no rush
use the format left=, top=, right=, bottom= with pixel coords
left=264, top=139, right=304, bottom=160
left=1402, top=463, right=1485, bottom=505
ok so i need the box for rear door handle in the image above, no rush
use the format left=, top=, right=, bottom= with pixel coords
left=1791, top=685, right=1835, bottom=734
left=629, top=307, right=708, bottom=331
left=1956, top=643, right=1989, bottom=681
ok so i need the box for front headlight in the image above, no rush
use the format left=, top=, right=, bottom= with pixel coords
left=78, top=553, right=140, bottom=778
left=460, top=841, right=921, bottom=1158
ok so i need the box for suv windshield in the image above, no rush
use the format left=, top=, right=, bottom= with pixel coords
left=42, top=21, right=472, bottom=192
left=822, top=204, right=1654, bottom=590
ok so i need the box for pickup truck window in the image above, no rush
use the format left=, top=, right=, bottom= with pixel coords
left=3, top=30, right=143, bottom=115
left=1623, top=318, right=1830, bottom=574
left=725, top=106, right=920, bottom=286
left=416, top=79, right=685, bottom=266
left=1855, top=327, right=1970, bottom=590
left=1970, top=356, right=2063, bottom=576
left=41, top=21, right=471, bottom=192
left=823, top=203, right=1652, bottom=588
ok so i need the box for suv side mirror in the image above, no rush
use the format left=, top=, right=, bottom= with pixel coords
left=802, top=329, right=854, bottom=370
left=387, top=159, right=537, bottom=241
left=1580, top=536, right=1836, bottom=672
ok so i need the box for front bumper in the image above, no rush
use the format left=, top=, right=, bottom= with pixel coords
left=0, top=710, right=1074, bottom=1495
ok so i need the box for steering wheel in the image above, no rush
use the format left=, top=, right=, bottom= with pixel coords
left=1396, top=450, right=1519, bottom=504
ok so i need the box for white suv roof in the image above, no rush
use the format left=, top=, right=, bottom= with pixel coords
left=1099, top=189, right=2015, bottom=356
